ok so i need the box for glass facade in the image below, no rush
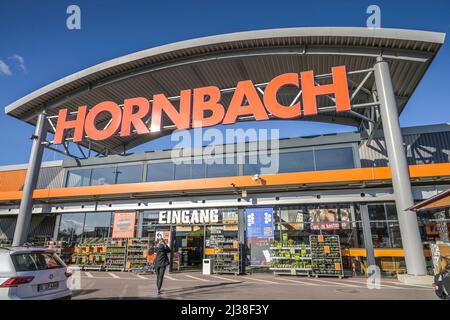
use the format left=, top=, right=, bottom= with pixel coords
left=24, top=199, right=443, bottom=277
left=67, top=164, right=144, bottom=187
left=243, top=146, right=355, bottom=175
left=368, top=204, right=402, bottom=248
left=418, top=208, right=450, bottom=244
left=65, top=145, right=356, bottom=186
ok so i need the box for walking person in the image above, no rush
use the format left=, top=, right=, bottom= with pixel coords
left=434, top=256, right=450, bottom=300
left=154, top=238, right=171, bottom=295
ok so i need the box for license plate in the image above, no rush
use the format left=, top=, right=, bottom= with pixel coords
left=38, top=281, right=59, bottom=292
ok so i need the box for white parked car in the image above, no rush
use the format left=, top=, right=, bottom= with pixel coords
left=0, top=247, right=72, bottom=300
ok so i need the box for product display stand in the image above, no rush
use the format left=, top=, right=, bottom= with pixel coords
left=125, top=238, right=149, bottom=271
left=105, top=238, right=127, bottom=271
left=269, top=241, right=312, bottom=276
left=212, top=240, right=242, bottom=275
left=71, top=238, right=106, bottom=271
left=310, top=235, right=344, bottom=278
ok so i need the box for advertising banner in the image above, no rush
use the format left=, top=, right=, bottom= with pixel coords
left=246, top=207, right=274, bottom=266
left=246, top=207, right=274, bottom=238
left=112, top=211, right=136, bottom=238
left=309, top=208, right=350, bottom=230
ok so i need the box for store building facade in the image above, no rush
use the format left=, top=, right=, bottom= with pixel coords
left=1, top=124, right=449, bottom=275
left=1, top=27, right=449, bottom=276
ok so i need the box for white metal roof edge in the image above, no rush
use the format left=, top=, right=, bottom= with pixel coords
left=4, top=27, right=446, bottom=115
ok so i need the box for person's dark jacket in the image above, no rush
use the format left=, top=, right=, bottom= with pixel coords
left=154, top=243, right=171, bottom=267
left=434, top=271, right=450, bottom=300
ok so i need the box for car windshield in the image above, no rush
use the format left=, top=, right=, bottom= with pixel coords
left=11, top=252, right=65, bottom=272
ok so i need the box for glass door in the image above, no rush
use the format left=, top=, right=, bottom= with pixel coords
left=173, top=226, right=204, bottom=271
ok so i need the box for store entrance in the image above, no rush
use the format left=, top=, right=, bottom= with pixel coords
left=173, top=226, right=204, bottom=271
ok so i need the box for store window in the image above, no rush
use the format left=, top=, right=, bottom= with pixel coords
left=66, top=169, right=91, bottom=187
left=367, top=203, right=403, bottom=249
left=174, top=162, right=206, bottom=180
left=315, top=147, right=354, bottom=171
left=278, top=151, right=315, bottom=173
left=206, top=161, right=238, bottom=178
left=370, top=221, right=402, bottom=248
left=91, top=167, right=116, bottom=186
left=116, top=164, right=143, bottom=184
left=142, top=211, right=162, bottom=239
left=57, top=213, right=86, bottom=244
left=147, top=162, right=174, bottom=181
left=243, top=152, right=279, bottom=175
left=274, top=204, right=362, bottom=248
left=82, top=212, right=112, bottom=239
left=417, top=209, right=450, bottom=244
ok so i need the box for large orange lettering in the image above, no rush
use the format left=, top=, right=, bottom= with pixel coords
left=223, top=80, right=269, bottom=124
left=150, top=90, right=191, bottom=132
left=301, top=65, right=351, bottom=116
left=263, top=73, right=301, bottom=119
left=120, top=97, right=150, bottom=137
left=192, top=86, right=225, bottom=128
left=84, top=101, right=122, bottom=141
left=54, top=106, right=87, bottom=144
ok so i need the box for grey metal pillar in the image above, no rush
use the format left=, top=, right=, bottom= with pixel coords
left=52, top=214, right=62, bottom=241
left=373, top=57, right=427, bottom=275
left=359, top=204, right=376, bottom=269
left=12, top=112, right=48, bottom=246
left=136, top=211, right=144, bottom=238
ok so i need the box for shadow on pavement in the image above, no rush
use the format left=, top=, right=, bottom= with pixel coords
left=77, top=282, right=245, bottom=300
left=72, top=289, right=99, bottom=297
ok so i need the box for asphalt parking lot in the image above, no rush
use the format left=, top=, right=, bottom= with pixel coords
left=70, top=271, right=437, bottom=300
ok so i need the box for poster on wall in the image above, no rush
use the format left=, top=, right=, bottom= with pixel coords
left=112, top=211, right=136, bottom=238
left=309, top=208, right=350, bottom=230
left=246, top=207, right=274, bottom=266
left=155, top=230, right=172, bottom=248
left=247, top=237, right=272, bottom=266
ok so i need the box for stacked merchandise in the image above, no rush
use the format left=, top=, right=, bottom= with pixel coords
left=310, top=235, right=343, bottom=278
left=213, top=240, right=241, bottom=274
left=126, top=238, right=149, bottom=271
left=71, top=240, right=106, bottom=270
left=269, top=239, right=312, bottom=276
left=45, top=240, right=73, bottom=263
left=105, top=238, right=127, bottom=271
left=205, top=225, right=242, bottom=274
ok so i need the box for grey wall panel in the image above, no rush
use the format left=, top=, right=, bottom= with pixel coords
left=36, top=166, right=65, bottom=189
left=0, top=215, right=17, bottom=240
left=359, top=131, right=450, bottom=167
left=28, top=215, right=57, bottom=239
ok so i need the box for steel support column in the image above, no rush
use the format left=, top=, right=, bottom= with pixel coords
left=373, top=57, right=427, bottom=275
left=359, top=204, right=376, bottom=270
left=12, top=112, right=48, bottom=246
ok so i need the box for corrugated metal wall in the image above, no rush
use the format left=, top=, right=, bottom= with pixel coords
left=359, top=131, right=450, bottom=167
left=0, top=214, right=56, bottom=241
left=36, top=166, right=65, bottom=189
left=0, top=215, right=16, bottom=240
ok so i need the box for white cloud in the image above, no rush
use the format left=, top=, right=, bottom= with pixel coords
left=10, top=54, right=26, bottom=73
left=0, top=59, right=12, bottom=76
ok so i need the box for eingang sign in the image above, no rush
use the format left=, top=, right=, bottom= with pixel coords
left=159, top=209, right=220, bottom=224
left=54, top=65, right=351, bottom=144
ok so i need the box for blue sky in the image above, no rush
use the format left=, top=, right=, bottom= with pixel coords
left=0, top=0, right=449, bottom=165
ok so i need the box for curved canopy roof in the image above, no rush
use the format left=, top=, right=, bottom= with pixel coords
left=4, top=27, right=445, bottom=154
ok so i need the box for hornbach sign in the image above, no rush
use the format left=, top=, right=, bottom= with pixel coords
left=54, top=65, right=351, bottom=144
